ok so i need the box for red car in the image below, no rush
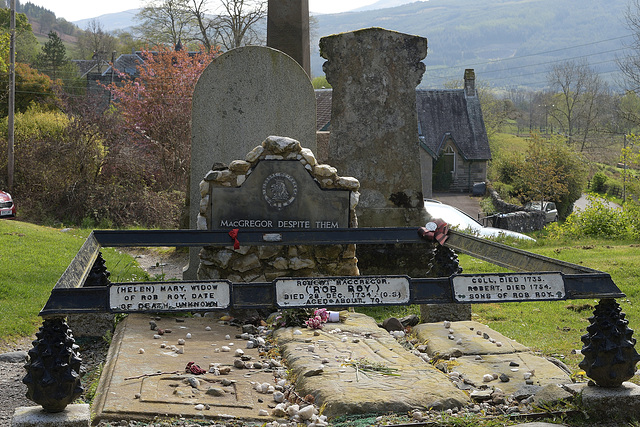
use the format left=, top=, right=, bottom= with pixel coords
left=0, top=190, right=16, bottom=218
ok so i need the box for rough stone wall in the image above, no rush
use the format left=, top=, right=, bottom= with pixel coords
left=488, top=187, right=545, bottom=232
left=197, top=136, right=360, bottom=283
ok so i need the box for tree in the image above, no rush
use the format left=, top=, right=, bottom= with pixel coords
left=515, top=135, right=587, bottom=219
left=134, top=0, right=196, bottom=47
left=35, top=31, right=68, bottom=81
left=211, top=0, right=266, bottom=50
left=77, top=19, right=117, bottom=66
left=619, top=0, right=640, bottom=100
left=104, top=46, right=219, bottom=192
left=547, top=60, right=607, bottom=149
left=0, top=63, right=58, bottom=117
left=0, top=8, right=38, bottom=64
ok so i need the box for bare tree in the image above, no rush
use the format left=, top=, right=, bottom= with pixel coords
left=184, top=0, right=215, bottom=52
left=134, top=0, right=196, bottom=47
left=211, top=0, right=266, bottom=50
left=547, top=60, right=606, bottom=149
left=77, top=19, right=117, bottom=72
left=619, top=0, right=640, bottom=93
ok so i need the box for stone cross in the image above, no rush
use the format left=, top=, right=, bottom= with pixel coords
left=320, top=27, right=428, bottom=227
left=185, top=46, right=316, bottom=278
left=267, top=0, right=311, bottom=76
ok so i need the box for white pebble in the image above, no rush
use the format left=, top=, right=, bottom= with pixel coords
left=228, top=342, right=234, bottom=346
left=298, top=404, right=315, bottom=420
left=205, top=326, right=211, bottom=331
left=448, top=328, right=454, bottom=334
left=194, top=404, right=205, bottom=410
left=214, top=348, right=220, bottom=353
left=186, top=333, right=192, bottom=339
left=448, top=335, right=455, bottom=340
left=308, top=345, right=315, bottom=352
left=496, top=342, right=503, bottom=347
left=176, top=347, right=184, bottom=354
left=221, top=346, right=231, bottom=352
left=524, top=372, right=532, bottom=380
left=412, top=411, right=424, bottom=421
left=235, top=349, right=245, bottom=357
left=273, top=391, right=285, bottom=402
left=160, top=343, right=166, bottom=348
left=258, top=409, right=269, bottom=416
left=293, top=330, right=302, bottom=335
left=153, top=334, right=161, bottom=339
left=257, top=337, right=266, bottom=346
left=225, top=334, right=231, bottom=340
left=138, top=348, right=145, bottom=354
left=246, top=341, right=255, bottom=349
left=483, top=374, right=493, bottom=382
left=341, top=337, right=348, bottom=342
left=443, top=320, right=451, bottom=328
left=456, top=339, right=463, bottom=345
left=177, top=339, right=186, bottom=345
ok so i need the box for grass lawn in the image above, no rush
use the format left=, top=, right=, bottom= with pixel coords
left=0, top=220, right=145, bottom=340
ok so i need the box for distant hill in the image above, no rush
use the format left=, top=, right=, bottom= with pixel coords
left=311, top=0, right=631, bottom=90
left=72, top=0, right=632, bottom=90
left=73, top=9, right=140, bottom=32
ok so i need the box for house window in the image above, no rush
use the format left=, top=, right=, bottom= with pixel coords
left=443, top=145, right=456, bottom=175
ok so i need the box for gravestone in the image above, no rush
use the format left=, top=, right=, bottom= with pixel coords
left=267, top=0, right=310, bottom=76
left=186, top=46, right=317, bottom=279
left=320, top=27, right=428, bottom=228
left=197, top=135, right=360, bottom=282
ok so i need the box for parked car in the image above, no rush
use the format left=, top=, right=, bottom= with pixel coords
left=524, top=201, right=558, bottom=223
left=424, top=199, right=535, bottom=241
left=0, top=190, right=16, bottom=219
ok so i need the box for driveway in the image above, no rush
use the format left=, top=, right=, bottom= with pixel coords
left=431, top=192, right=483, bottom=220
left=573, top=194, right=621, bottom=211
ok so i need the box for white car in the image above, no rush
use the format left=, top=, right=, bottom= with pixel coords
left=424, top=199, right=535, bottom=241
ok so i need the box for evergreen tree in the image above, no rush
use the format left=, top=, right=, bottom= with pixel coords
left=35, top=31, right=68, bottom=81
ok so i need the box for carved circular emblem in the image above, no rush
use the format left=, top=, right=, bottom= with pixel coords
left=262, top=172, right=298, bottom=210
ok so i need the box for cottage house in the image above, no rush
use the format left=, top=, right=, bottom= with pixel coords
left=417, top=69, right=491, bottom=197
left=314, top=69, right=491, bottom=198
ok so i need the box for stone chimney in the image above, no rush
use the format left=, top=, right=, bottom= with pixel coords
left=464, top=69, right=476, bottom=97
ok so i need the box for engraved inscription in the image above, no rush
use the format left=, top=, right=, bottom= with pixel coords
left=452, top=273, right=565, bottom=303
left=262, top=172, right=297, bottom=210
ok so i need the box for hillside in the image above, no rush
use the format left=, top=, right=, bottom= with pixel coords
left=311, top=0, right=631, bottom=89
left=49, top=0, right=634, bottom=90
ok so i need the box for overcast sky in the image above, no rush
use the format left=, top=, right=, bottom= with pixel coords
left=25, top=0, right=377, bottom=22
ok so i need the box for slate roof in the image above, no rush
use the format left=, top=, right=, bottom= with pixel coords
left=102, top=53, right=146, bottom=77
left=315, top=89, right=332, bottom=131
left=416, top=89, right=491, bottom=161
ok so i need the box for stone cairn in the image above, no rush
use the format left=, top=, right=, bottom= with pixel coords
left=197, top=136, right=360, bottom=282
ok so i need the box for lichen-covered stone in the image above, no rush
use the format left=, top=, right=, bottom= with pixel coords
left=289, top=257, right=315, bottom=270
left=199, top=180, right=209, bottom=198
left=300, top=148, right=317, bottom=166
left=272, top=257, right=289, bottom=270
left=337, top=176, right=360, bottom=190
left=245, top=145, right=264, bottom=163
left=229, top=160, right=251, bottom=174
left=199, top=195, right=209, bottom=215
left=264, top=135, right=301, bottom=154
left=197, top=214, right=207, bottom=230
left=231, top=254, right=261, bottom=272
left=257, top=246, right=282, bottom=260
left=314, top=164, right=337, bottom=177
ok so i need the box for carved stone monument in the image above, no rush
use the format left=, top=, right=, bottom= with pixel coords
left=198, top=135, right=359, bottom=282
left=186, top=46, right=317, bottom=278
left=267, top=0, right=310, bottom=76
left=320, top=27, right=428, bottom=228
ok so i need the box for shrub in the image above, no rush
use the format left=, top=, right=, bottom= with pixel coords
left=590, top=171, right=607, bottom=193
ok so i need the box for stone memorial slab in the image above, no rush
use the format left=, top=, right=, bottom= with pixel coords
left=187, top=46, right=317, bottom=278
left=209, top=160, right=349, bottom=230
left=267, top=0, right=310, bottom=75
left=320, top=27, right=428, bottom=227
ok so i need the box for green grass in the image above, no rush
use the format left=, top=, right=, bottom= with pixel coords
left=0, top=220, right=145, bottom=341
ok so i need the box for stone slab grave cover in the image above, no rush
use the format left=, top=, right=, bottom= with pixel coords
left=198, top=136, right=360, bottom=282
left=321, top=27, right=428, bottom=227
left=186, top=46, right=317, bottom=279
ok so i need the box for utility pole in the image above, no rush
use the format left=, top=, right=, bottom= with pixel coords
left=7, top=0, right=15, bottom=191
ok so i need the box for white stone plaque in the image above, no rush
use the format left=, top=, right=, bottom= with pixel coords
left=275, top=276, right=410, bottom=307
left=452, top=273, right=565, bottom=303
left=110, top=282, right=230, bottom=312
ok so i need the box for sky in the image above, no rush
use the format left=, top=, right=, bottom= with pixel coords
left=25, top=0, right=378, bottom=22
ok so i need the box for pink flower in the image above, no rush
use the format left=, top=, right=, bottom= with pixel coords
left=314, top=308, right=329, bottom=322
left=305, top=315, right=324, bottom=329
